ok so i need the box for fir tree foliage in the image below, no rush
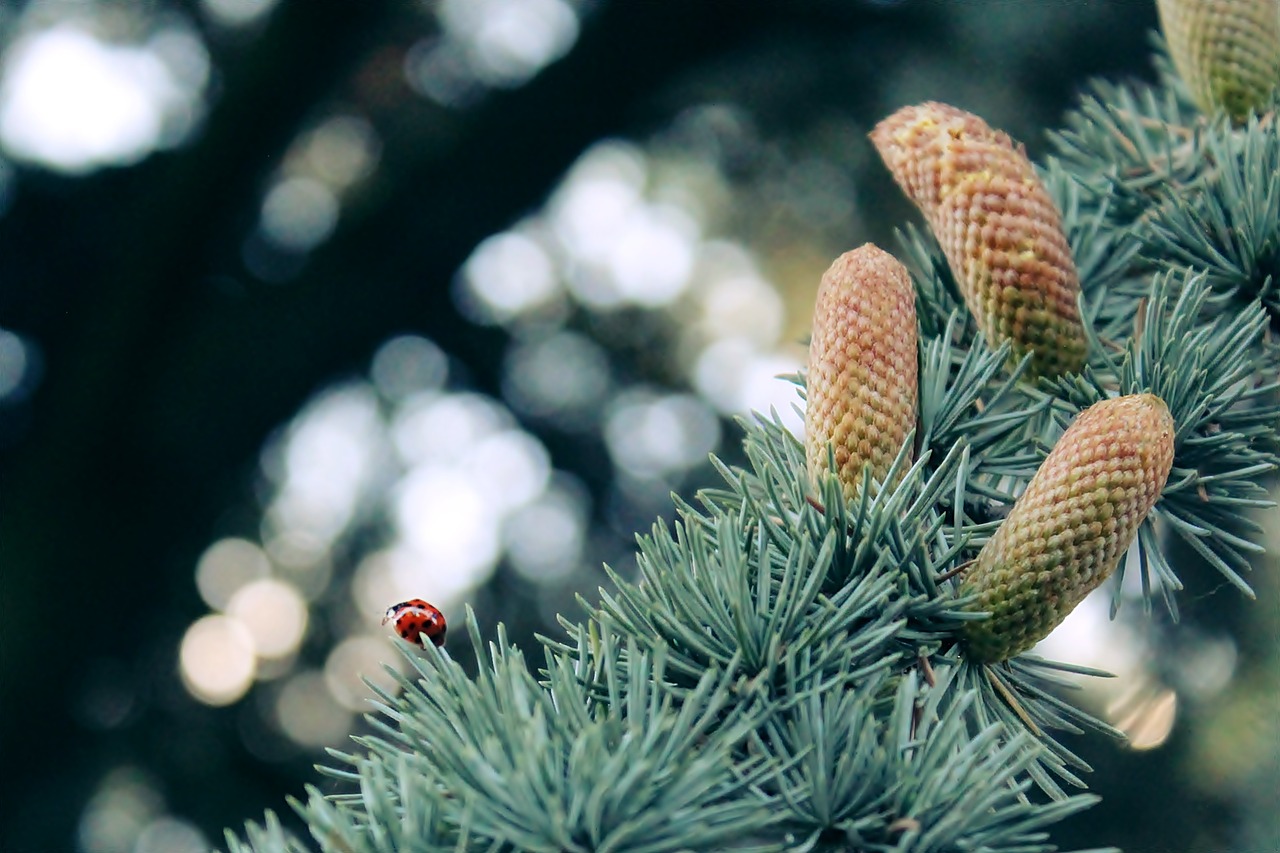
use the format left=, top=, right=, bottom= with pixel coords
left=757, top=670, right=1107, bottom=852
left=1052, top=40, right=1280, bottom=319
left=227, top=19, right=1279, bottom=853
left=1142, top=118, right=1280, bottom=315
left=915, top=315, right=1046, bottom=506
left=1051, top=72, right=1203, bottom=225
left=229, top=614, right=1112, bottom=853
left=1041, top=163, right=1148, bottom=347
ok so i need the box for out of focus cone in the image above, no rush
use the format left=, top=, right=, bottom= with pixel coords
left=1157, top=0, right=1280, bottom=121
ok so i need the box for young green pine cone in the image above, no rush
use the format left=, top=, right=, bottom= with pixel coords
left=1157, top=0, right=1280, bottom=121
left=960, top=394, right=1176, bottom=663
left=805, top=244, right=918, bottom=501
left=870, top=103, right=1087, bottom=378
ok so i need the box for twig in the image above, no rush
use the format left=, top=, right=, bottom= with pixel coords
left=986, top=666, right=1043, bottom=738
left=937, top=559, right=974, bottom=583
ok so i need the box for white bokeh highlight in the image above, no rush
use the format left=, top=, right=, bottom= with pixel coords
left=0, top=24, right=206, bottom=173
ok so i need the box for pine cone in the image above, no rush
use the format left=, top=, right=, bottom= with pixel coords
left=805, top=244, right=918, bottom=500
left=960, top=394, right=1176, bottom=663
left=870, top=103, right=1087, bottom=378
left=1157, top=0, right=1280, bottom=121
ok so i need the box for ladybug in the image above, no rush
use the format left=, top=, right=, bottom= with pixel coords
left=382, top=599, right=447, bottom=648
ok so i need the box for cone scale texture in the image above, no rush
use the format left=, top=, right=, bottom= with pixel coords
left=805, top=244, right=918, bottom=501
left=871, top=103, right=1087, bottom=379
left=960, top=394, right=1176, bottom=663
left=1157, top=0, right=1280, bottom=121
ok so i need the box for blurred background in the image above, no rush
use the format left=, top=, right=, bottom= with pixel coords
left=0, top=1, right=1275, bottom=851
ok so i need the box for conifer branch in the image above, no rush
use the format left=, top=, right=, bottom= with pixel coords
left=225, top=15, right=1280, bottom=853
left=1051, top=76, right=1204, bottom=223
left=1141, top=118, right=1280, bottom=315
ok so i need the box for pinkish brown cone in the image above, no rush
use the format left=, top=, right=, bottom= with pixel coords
left=960, top=394, right=1176, bottom=663
left=805, top=244, right=918, bottom=501
left=871, top=102, right=1087, bottom=379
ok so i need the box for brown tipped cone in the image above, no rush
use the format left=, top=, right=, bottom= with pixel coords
left=870, top=102, right=1088, bottom=379
left=805, top=244, right=918, bottom=501
left=1157, top=0, right=1280, bottom=121
left=960, top=394, right=1176, bottom=663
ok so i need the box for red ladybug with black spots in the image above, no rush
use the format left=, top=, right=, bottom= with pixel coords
left=382, top=599, right=447, bottom=648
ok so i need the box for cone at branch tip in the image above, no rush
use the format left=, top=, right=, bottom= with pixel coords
left=1157, top=0, right=1280, bottom=121
left=805, top=244, right=918, bottom=501
left=960, top=394, right=1176, bottom=663
left=870, top=102, right=1087, bottom=379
